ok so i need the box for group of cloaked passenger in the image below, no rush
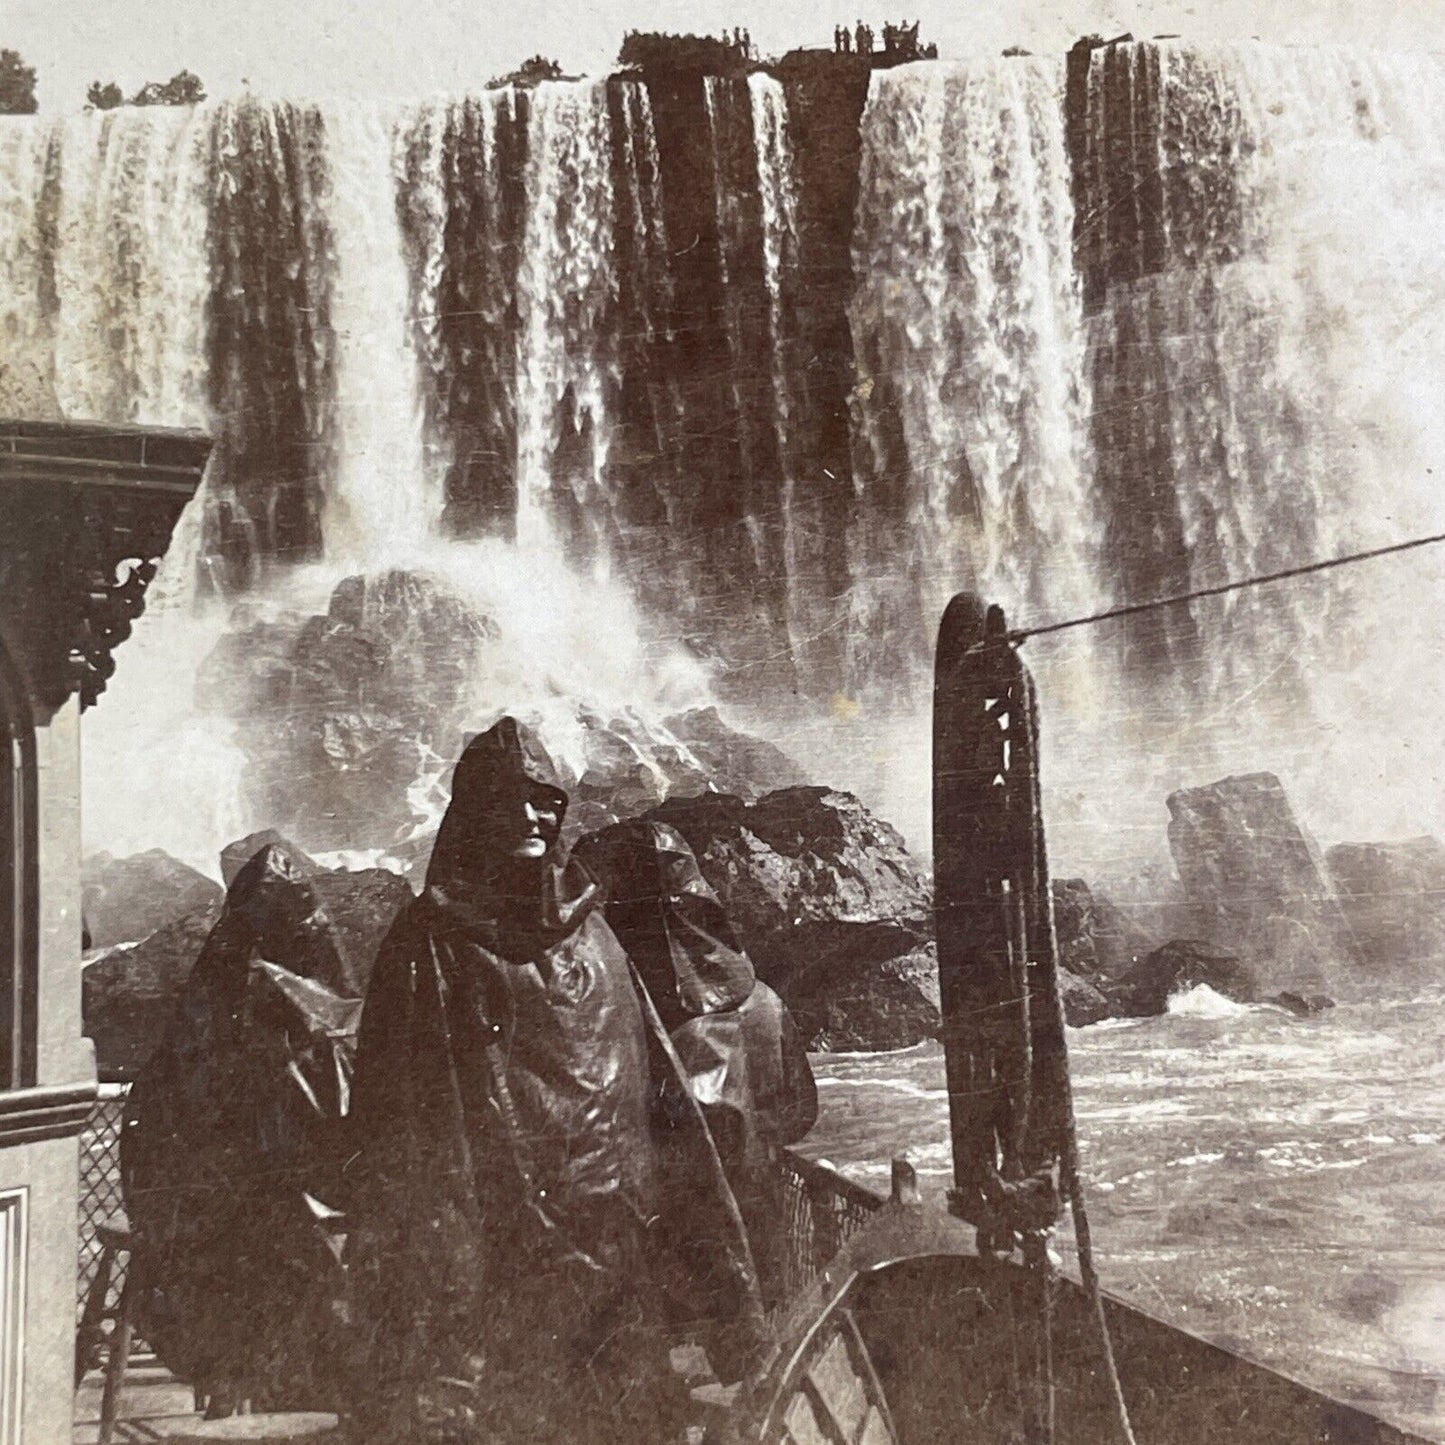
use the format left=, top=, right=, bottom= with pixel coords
left=121, top=718, right=819, bottom=1444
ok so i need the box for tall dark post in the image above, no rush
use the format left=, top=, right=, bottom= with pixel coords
left=932, top=592, right=1069, bottom=1247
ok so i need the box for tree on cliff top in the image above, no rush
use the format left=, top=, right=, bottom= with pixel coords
left=131, top=70, right=206, bottom=106
left=87, top=81, right=125, bottom=110
left=0, top=49, right=38, bottom=115
left=487, top=55, right=564, bottom=89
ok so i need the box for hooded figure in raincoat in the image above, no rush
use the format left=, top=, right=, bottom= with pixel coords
left=345, top=718, right=765, bottom=1444
left=573, top=820, right=818, bottom=1309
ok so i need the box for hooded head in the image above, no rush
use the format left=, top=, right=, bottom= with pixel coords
left=574, top=819, right=754, bottom=1031
left=425, top=717, right=597, bottom=953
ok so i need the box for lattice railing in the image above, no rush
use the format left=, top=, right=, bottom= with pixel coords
left=778, top=1150, right=886, bottom=1299
left=75, top=1085, right=885, bottom=1333
left=77, top=1083, right=129, bottom=1323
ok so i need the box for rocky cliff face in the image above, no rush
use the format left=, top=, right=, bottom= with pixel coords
left=1166, top=772, right=1356, bottom=990
left=647, top=785, right=938, bottom=1047
left=83, top=837, right=412, bottom=1079
left=1326, top=837, right=1445, bottom=983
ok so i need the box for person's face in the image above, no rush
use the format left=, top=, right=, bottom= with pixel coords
left=505, top=789, right=562, bottom=860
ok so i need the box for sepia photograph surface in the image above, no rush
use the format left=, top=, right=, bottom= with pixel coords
left=0, top=0, right=1443, bottom=1440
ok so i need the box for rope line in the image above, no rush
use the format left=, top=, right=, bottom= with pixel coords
left=1009, top=529, right=1445, bottom=642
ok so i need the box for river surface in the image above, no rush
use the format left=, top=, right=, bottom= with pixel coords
left=800, top=986, right=1445, bottom=1441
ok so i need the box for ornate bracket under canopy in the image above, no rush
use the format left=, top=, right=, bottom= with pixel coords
left=0, top=420, right=212, bottom=723
left=0, top=418, right=211, bottom=1091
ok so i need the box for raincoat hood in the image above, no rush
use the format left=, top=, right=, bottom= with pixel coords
left=424, top=716, right=599, bottom=957
left=574, top=818, right=755, bottom=1031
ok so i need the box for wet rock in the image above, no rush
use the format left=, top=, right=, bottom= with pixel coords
left=1106, top=938, right=1257, bottom=1018
left=83, top=902, right=224, bottom=1079
left=82, top=849, right=223, bottom=950
left=198, top=570, right=500, bottom=853
left=649, top=787, right=930, bottom=989
left=83, top=847, right=411, bottom=1079
left=1052, top=877, right=1155, bottom=983
left=661, top=707, right=810, bottom=799
left=1325, top=836, right=1445, bottom=978
left=1058, top=968, right=1112, bottom=1026
left=786, top=943, right=939, bottom=1051
left=644, top=786, right=931, bottom=1049
left=1167, top=772, right=1355, bottom=988
left=1266, top=990, right=1335, bottom=1018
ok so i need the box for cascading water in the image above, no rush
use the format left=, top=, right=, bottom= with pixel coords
left=321, top=103, right=436, bottom=560
left=747, top=74, right=809, bottom=661
left=848, top=57, right=1100, bottom=674
left=514, top=80, right=618, bottom=562
left=841, top=57, right=1102, bottom=851
left=2, top=40, right=1441, bottom=880
left=1076, top=41, right=1445, bottom=865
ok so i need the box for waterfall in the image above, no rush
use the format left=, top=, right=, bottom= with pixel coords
left=848, top=57, right=1099, bottom=686
left=1, top=41, right=1440, bottom=872
left=1079, top=41, right=1445, bottom=851
left=514, top=79, right=618, bottom=562
left=320, top=103, right=434, bottom=562
left=50, top=109, right=211, bottom=429
left=748, top=74, right=808, bottom=661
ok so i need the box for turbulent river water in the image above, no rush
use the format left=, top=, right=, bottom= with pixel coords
left=803, top=988, right=1445, bottom=1441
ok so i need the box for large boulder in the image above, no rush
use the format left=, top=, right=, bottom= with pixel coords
left=1106, top=939, right=1257, bottom=1018
left=82, top=850, right=223, bottom=951
left=645, top=787, right=933, bottom=1049
left=785, top=943, right=940, bottom=1051
left=1325, top=836, right=1445, bottom=981
left=1051, top=877, right=1156, bottom=983
left=650, top=787, right=931, bottom=987
left=83, top=903, right=224, bottom=1079
left=200, top=569, right=813, bottom=859
left=83, top=836, right=412, bottom=1079
left=198, top=570, right=500, bottom=853
left=1166, top=772, right=1355, bottom=989
left=1057, top=968, right=1113, bottom=1027
left=661, top=707, right=810, bottom=799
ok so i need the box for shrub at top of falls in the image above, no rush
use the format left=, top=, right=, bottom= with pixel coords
left=1166, top=772, right=1357, bottom=990
left=197, top=570, right=500, bottom=853
left=641, top=786, right=937, bottom=1049
left=1325, top=837, right=1445, bottom=981
left=83, top=839, right=412, bottom=1080
left=82, top=849, right=224, bottom=951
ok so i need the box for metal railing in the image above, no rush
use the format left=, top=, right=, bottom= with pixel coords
left=75, top=1086, right=887, bottom=1334
left=78, top=1083, right=129, bottom=1323
left=778, top=1150, right=887, bottom=1299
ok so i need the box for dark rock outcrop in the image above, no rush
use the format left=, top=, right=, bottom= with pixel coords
left=785, top=942, right=939, bottom=1051
left=1106, top=938, right=1257, bottom=1018
left=1325, top=836, right=1445, bottom=978
left=646, top=786, right=933, bottom=1048
left=81, top=849, right=223, bottom=951
left=83, top=839, right=411, bottom=1079
left=198, top=570, right=499, bottom=853
left=1167, top=772, right=1355, bottom=988
left=1058, top=968, right=1113, bottom=1027
left=1052, top=877, right=1156, bottom=983
left=1266, top=990, right=1335, bottom=1018
left=82, top=903, right=224, bottom=1079
left=662, top=707, right=810, bottom=799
